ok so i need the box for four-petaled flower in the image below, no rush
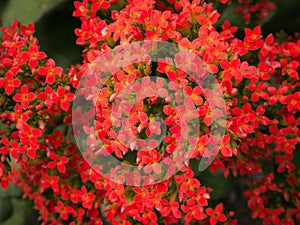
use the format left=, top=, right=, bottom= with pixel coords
left=20, top=44, right=47, bottom=68
left=0, top=70, right=21, bottom=95
left=56, top=86, right=75, bottom=111
left=37, top=58, right=62, bottom=85
left=174, top=170, right=200, bottom=193
left=13, top=85, right=36, bottom=109
left=47, top=154, right=69, bottom=173
left=206, top=203, right=227, bottom=225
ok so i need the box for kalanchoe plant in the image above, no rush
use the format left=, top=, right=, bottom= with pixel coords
left=0, top=0, right=299, bottom=225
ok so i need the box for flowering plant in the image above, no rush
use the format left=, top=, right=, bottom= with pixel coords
left=0, top=0, right=299, bottom=225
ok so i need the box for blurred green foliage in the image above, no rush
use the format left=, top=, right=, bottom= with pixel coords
left=1, top=0, right=65, bottom=26
left=0, top=184, right=35, bottom=225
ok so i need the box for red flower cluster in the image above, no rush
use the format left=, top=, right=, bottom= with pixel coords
left=244, top=172, right=300, bottom=225
left=0, top=0, right=299, bottom=225
left=219, top=0, right=276, bottom=24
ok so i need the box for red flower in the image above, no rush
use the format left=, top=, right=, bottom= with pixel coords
left=73, top=1, right=89, bottom=17
left=280, top=92, right=300, bottom=112
left=157, top=59, right=188, bottom=87
left=184, top=86, right=203, bottom=105
left=260, top=34, right=277, bottom=57
left=56, top=86, right=75, bottom=111
left=220, top=59, right=243, bottom=83
left=8, top=104, right=29, bottom=130
left=80, top=186, right=95, bottom=209
left=0, top=70, right=21, bottom=95
left=37, top=58, right=62, bottom=85
left=0, top=135, right=19, bottom=159
left=267, top=85, right=287, bottom=105
left=219, top=134, right=233, bottom=157
left=37, top=85, right=58, bottom=109
left=194, top=134, right=209, bottom=157
left=164, top=202, right=182, bottom=218
left=54, top=201, right=74, bottom=220
left=47, top=154, right=69, bottom=173
left=181, top=204, right=207, bottom=223
left=146, top=118, right=162, bottom=136
left=40, top=173, right=59, bottom=193
left=20, top=44, right=47, bottom=68
left=281, top=59, right=299, bottom=79
left=13, top=85, right=36, bottom=109
left=206, top=203, right=227, bottom=225
left=18, top=123, right=42, bottom=158
left=174, top=170, right=200, bottom=193
left=248, top=82, right=269, bottom=102
left=0, top=176, right=12, bottom=190
left=244, top=26, right=264, bottom=50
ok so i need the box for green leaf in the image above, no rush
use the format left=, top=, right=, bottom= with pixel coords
left=0, top=184, right=34, bottom=225
left=0, top=184, right=22, bottom=198
left=215, top=4, right=246, bottom=30
left=198, top=169, right=238, bottom=200
left=0, top=198, right=13, bottom=223
left=0, top=198, right=34, bottom=225
left=1, top=0, right=65, bottom=26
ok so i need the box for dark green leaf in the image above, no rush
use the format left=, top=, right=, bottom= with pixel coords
left=1, top=0, right=65, bottom=26
left=0, top=198, right=13, bottom=223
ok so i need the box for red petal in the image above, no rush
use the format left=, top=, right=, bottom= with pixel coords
left=100, top=1, right=110, bottom=9
left=167, top=71, right=177, bottom=80
left=47, top=162, right=56, bottom=168
left=172, top=208, right=181, bottom=218
left=20, top=52, right=29, bottom=61
left=46, top=75, right=55, bottom=85
left=209, top=217, right=218, bottom=225
left=21, top=85, right=28, bottom=93
left=38, top=67, right=48, bottom=75
left=174, top=175, right=184, bottom=184
left=251, top=93, right=259, bottom=102
left=218, top=214, right=227, bottom=222
left=145, top=128, right=151, bottom=137
left=46, top=58, right=55, bottom=67
left=54, top=67, right=62, bottom=74
left=37, top=92, right=46, bottom=100
left=206, top=208, right=214, bottom=216
left=13, top=79, right=21, bottom=87
left=60, top=101, right=69, bottom=111
left=28, top=93, right=36, bottom=101
left=57, top=86, right=65, bottom=96
left=58, top=163, right=66, bottom=173
left=21, top=101, right=29, bottom=109
left=29, top=59, right=38, bottom=68
left=156, top=182, right=168, bottom=192
left=13, top=94, right=22, bottom=102
left=29, top=44, right=38, bottom=52
left=5, top=86, right=14, bottom=95
left=60, top=157, right=69, bottom=163
left=170, top=126, right=180, bottom=135
left=31, top=128, right=41, bottom=137
left=27, top=148, right=36, bottom=159
left=163, top=105, right=174, bottom=115
left=190, top=178, right=200, bottom=187
left=220, top=146, right=232, bottom=157
left=204, top=116, right=212, bottom=126
left=65, top=93, right=75, bottom=101
left=208, top=64, right=219, bottom=74
left=215, top=203, right=223, bottom=213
